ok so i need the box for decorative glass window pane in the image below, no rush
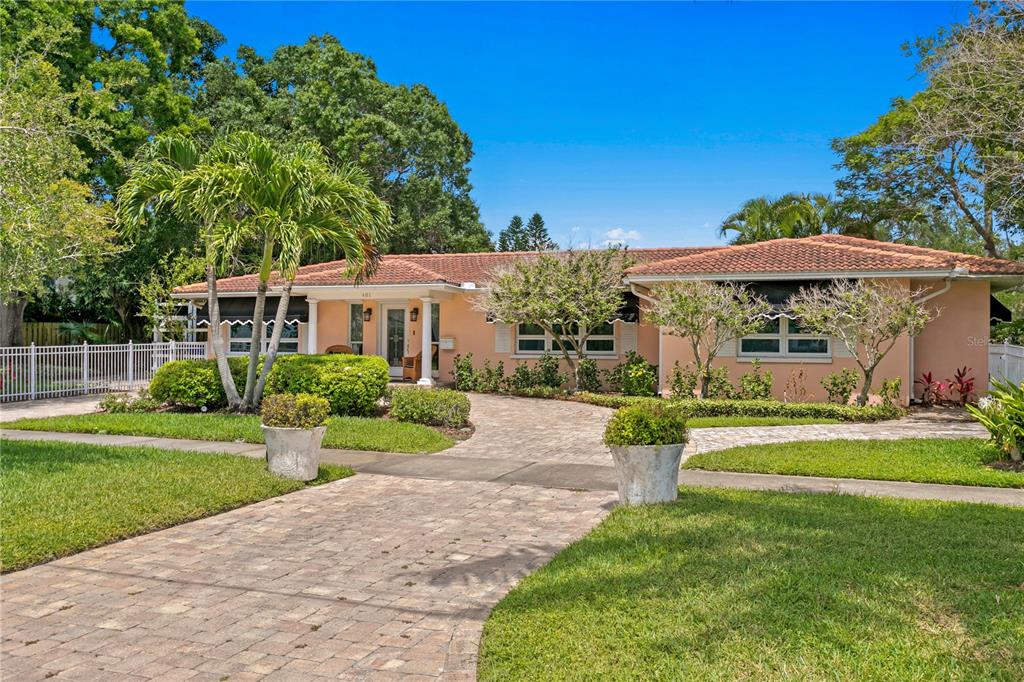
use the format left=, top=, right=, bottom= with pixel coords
left=740, top=338, right=780, bottom=354
left=229, top=322, right=253, bottom=353
left=349, top=304, right=364, bottom=354
left=431, top=303, right=440, bottom=371
left=586, top=338, right=614, bottom=352
left=788, top=338, right=828, bottom=354
left=267, top=321, right=299, bottom=354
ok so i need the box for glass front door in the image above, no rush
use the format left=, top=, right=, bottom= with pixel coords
left=384, top=307, right=406, bottom=375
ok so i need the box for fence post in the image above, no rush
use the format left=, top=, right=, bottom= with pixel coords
left=127, top=340, right=134, bottom=387
left=81, top=342, right=89, bottom=395
left=29, top=343, right=37, bottom=400
left=170, top=339, right=176, bottom=362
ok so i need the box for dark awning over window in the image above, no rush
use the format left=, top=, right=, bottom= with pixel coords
left=191, top=296, right=310, bottom=323
left=616, top=292, right=640, bottom=323
left=991, top=295, right=1012, bottom=323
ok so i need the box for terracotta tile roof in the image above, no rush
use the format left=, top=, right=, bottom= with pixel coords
left=172, top=247, right=719, bottom=295
left=626, top=234, right=1024, bottom=277
left=172, top=236, right=1024, bottom=295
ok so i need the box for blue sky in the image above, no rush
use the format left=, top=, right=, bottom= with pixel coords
left=186, top=1, right=968, bottom=248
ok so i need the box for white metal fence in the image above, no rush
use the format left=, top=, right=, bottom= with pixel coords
left=0, top=341, right=207, bottom=402
left=988, top=341, right=1024, bottom=390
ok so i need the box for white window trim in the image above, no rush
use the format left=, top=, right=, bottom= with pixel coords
left=514, top=322, right=617, bottom=359
left=738, top=318, right=831, bottom=360
left=348, top=303, right=364, bottom=355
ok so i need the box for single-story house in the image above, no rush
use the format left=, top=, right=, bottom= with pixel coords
left=172, top=234, right=1024, bottom=404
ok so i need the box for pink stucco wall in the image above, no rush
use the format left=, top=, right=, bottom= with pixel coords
left=912, top=279, right=990, bottom=400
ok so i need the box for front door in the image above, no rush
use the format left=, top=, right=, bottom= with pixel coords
left=382, top=306, right=406, bottom=377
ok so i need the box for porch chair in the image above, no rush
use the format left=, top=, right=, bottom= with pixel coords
left=402, top=352, right=422, bottom=383
left=325, top=344, right=353, bottom=354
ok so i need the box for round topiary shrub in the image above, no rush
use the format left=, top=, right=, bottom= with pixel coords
left=260, top=393, right=331, bottom=429
left=149, top=358, right=248, bottom=409
left=603, top=402, right=688, bottom=447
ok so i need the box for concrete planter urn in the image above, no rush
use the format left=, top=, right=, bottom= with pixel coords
left=609, top=444, right=685, bottom=505
left=259, top=393, right=333, bottom=482
left=261, top=424, right=326, bottom=481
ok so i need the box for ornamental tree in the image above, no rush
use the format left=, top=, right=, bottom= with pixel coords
left=789, top=279, right=934, bottom=405
left=647, top=281, right=773, bottom=399
left=477, top=248, right=632, bottom=390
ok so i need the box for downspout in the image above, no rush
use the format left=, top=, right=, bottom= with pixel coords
left=908, top=269, right=964, bottom=402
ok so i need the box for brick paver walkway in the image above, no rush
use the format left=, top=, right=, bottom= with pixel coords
left=1, top=396, right=617, bottom=681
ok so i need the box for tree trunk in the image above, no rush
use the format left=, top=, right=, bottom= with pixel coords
left=856, top=366, right=875, bottom=406
left=252, top=281, right=293, bottom=406
left=206, top=264, right=242, bottom=410
left=0, top=294, right=28, bottom=346
left=240, top=277, right=268, bottom=412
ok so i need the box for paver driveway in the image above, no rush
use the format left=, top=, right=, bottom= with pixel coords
left=1, top=396, right=616, bottom=681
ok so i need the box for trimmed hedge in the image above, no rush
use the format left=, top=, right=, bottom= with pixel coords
left=149, top=358, right=247, bottom=409
left=390, top=387, right=471, bottom=428
left=260, top=393, right=331, bottom=429
left=265, top=354, right=389, bottom=416
left=604, top=403, right=689, bottom=447
left=565, top=392, right=904, bottom=422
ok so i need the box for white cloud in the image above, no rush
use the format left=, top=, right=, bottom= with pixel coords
left=602, top=227, right=642, bottom=247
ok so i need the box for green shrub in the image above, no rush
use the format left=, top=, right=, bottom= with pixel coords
left=260, top=393, right=331, bottom=429
left=509, top=385, right=566, bottom=399
left=577, top=357, right=601, bottom=392
left=451, top=353, right=479, bottom=391
left=391, top=387, right=471, bottom=428
left=266, top=354, right=389, bottom=416
left=879, top=377, right=902, bottom=408
left=705, top=366, right=737, bottom=400
left=99, top=389, right=160, bottom=413
left=477, top=360, right=508, bottom=393
left=967, top=379, right=1024, bottom=461
left=606, top=351, right=657, bottom=397
left=669, top=361, right=698, bottom=399
left=603, top=402, right=689, bottom=447
left=737, top=360, right=773, bottom=401
left=822, top=368, right=860, bottom=404
left=509, top=362, right=537, bottom=391
left=566, top=392, right=903, bottom=422
left=149, top=358, right=247, bottom=409
left=536, top=353, right=567, bottom=389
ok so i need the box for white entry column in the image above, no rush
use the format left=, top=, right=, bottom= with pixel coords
left=306, top=298, right=319, bottom=354
left=418, top=297, right=433, bottom=386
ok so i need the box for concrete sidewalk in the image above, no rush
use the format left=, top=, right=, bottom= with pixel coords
left=4, top=428, right=1022, bottom=507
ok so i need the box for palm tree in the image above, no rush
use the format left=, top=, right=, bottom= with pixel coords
left=719, top=193, right=836, bottom=244
left=118, top=132, right=391, bottom=412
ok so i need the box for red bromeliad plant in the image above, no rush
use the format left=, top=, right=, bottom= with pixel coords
left=915, top=371, right=948, bottom=406
left=948, top=366, right=976, bottom=405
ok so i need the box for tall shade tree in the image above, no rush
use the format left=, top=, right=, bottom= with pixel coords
left=718, top=193, right=836, bottom=244
left=118, top=132, right=391, bottom=411
left=477, top=249, right=633, bottom=389
left=833, top=3, right=1024, bottom=258
left=789, top=279, right=933, bottom=406
left=0, top=26, right=116, bottom=346
left=196, top=35, right=490, bottom=255
left=647, top=281, right=772, bottom=399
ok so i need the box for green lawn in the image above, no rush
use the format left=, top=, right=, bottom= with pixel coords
left=0, top=439, right=354, bottom=572
left=685, top=438, right=1024, bottom=488
left=480, top=488, right=1024, bottom=681
left=6, top=412, right=453, bottom=454
left=686, top=415, right=841, bottom=428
